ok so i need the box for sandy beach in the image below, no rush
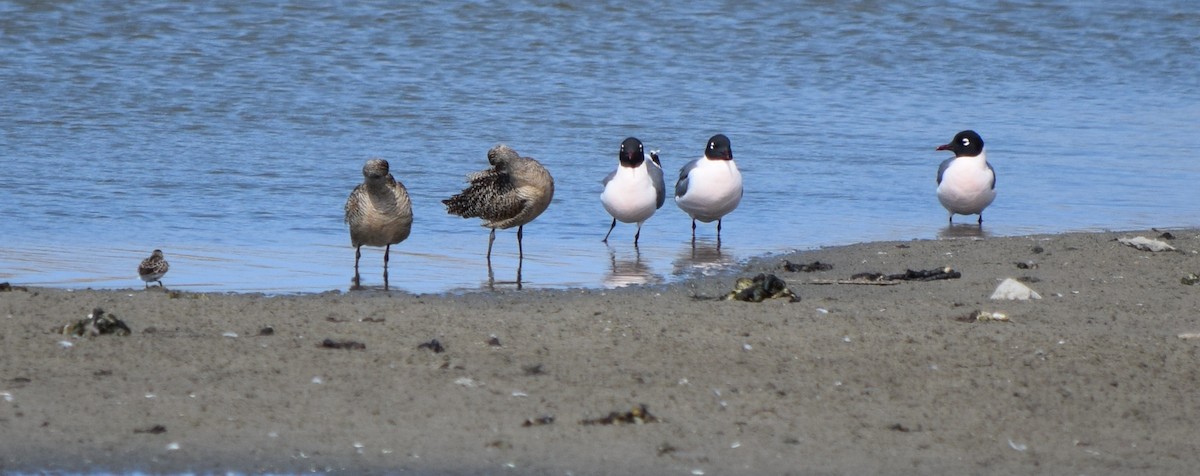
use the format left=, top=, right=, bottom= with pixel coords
left=2, top=228, right=1198, bottom=475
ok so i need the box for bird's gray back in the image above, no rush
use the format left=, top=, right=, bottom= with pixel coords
left=674, top=158, right=700, bottom=198
left=649, top=160, right=666, bottom=208
left=936, top=158, right=953, bottom=185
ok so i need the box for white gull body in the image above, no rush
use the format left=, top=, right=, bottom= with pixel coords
left=601, top=137, right=665, bottom=243
left=675, top=134, right=742, bottom=227
left=936, top=130, right=995, bottom=224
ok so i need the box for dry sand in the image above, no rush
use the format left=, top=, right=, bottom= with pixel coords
left=2, top=228, right=1199, bottom=475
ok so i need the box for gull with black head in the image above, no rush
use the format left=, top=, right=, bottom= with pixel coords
left=936, top=130, right=996, bottom=225
left=674, top=133, right=743, bottom=243
left=601, top=137, right=665, bottom=245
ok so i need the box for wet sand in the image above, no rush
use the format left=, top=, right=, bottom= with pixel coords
left=2, top=228, right=1199, bottom=475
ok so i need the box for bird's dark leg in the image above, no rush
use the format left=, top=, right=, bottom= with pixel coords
left=383, top=244, right=391, bottom=291
left=517, top=225, right=525, bottom=262
left=486, top=228, right=496, bottom=264
left=516, top=225, right=525, bottom=289
left=977, top=214, right=984, bottom=225
left=634, top=223, right=642, bottom=246
left=717, top=219, right=723, bottom=248
left=603, top=218, right=616, bottom=243
left=948, top=215, right=954, bottom=225
left=353, top=245, right=362, bottom=289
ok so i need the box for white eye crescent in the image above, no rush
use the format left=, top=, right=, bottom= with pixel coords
left=962, top=138, right=971, bottom=146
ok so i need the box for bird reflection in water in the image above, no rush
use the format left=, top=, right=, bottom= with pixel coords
left=604, top=246, right=662, bottom=288
left=938, top=223, right=992, bottom=240
left=485, top=258, right=524, bottom=291
left=673, top=239, right=736, bottom=277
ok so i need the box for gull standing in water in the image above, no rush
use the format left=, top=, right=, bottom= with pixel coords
left=674, top=134, right=743, bottom=243
left=444, top=144, right=554, bottom=286
left=344, top=158, right=413, bottom=290
left=936, top=130, right=996, bottom=225
left=601, top=137, right=665, bottom=245
left=137, top=249, right=169, bottom=289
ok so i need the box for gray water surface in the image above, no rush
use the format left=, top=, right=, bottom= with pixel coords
left=2, top=1, right=1197, bottom=294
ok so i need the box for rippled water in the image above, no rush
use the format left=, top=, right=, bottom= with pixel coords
left=2, top=1, right=1197, bottom=294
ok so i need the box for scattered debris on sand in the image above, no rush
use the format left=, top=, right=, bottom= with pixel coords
left=581, top=404, right=660, bottom=426
left=60, top=308, right=131, bottom=337
left=990, top=278, right=1042, bottom=300
left=1182, top=273, right=1199, bottom=286
left=1118, top=236, right=1176, bottom=252
left=320, top=339, right=366, bottom=350
left=133, top=425, right=167, bottom=434
left=723, top=273, right=799, bottom=302
left=522, top=415, right=555, bottom=427
left=417, top=339, right=445, bottom=353
left=781, top=260, right=833, bottom=272
left=954, top=310, right=1011, bottom=323
left=811, top=267, right=960, bottom=285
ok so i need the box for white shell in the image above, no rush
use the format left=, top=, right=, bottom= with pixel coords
left=990, top=278, right=1042, bottom=300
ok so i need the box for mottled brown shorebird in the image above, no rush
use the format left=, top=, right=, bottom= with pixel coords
left=344, top=158, right=413, bottom=290
left=443, top=144, right=554, bottom=284
left=137, top=249, right=169, bottom=288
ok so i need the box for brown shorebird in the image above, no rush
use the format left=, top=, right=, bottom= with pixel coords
left=444, top=144, right=554, bottom=285
left=344, top=158, right=413, bottom=290
left=137, top=249, right=169, bottom=288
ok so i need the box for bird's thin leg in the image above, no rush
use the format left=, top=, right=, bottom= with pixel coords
left=383, top=244, right=391, bottom=291
left=948, top=215, right=953, bottom=225
left=717, top=219, right=723, bottom=248
left=517, top=225, right=525, bottom=262
left=977, top=214, right=984, bottom=225
left=603, top=218, right=616, bottom=243
left=634, top=223, right=642, bottom=246
left=487, top=228, right=496, bottom=264
left=353, top=245, right=362, bottom=289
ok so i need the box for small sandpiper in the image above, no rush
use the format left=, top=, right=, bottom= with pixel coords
left=444, top=144, right=554, bottom=285
left=601, top=137, right=665, bottom=245
left=344, top=158, right=413, bottom=290
left=936, top=130, right=996, bottom=225
left=137, top=249, right=169, bottom=288
left=674, top=134, right=743, bottom=242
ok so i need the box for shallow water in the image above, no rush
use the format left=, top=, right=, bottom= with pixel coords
left=2, top=1, right=1198, bottom=294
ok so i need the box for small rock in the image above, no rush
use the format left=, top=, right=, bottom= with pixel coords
left=990, top=278, right=1042, bottom=300
left=1118, top=236, right=1176, bottom=252
left=782, top=260, right=833, bottom=272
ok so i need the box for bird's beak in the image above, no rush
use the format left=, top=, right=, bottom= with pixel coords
left=936, top=144, right=951, bottom=151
